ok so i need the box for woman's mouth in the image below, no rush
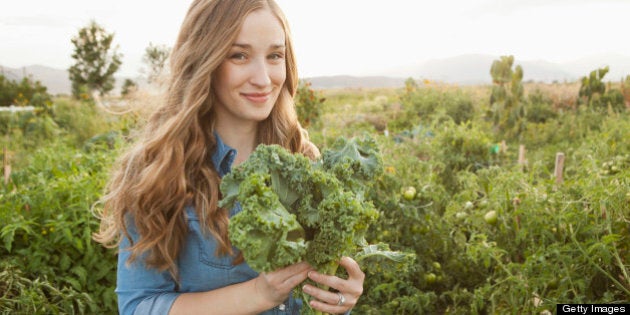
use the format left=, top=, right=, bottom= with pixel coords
left=241, top=92, right=271, bottom=103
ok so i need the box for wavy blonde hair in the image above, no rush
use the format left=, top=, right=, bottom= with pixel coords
left=94, top=0, right=318, bottom=280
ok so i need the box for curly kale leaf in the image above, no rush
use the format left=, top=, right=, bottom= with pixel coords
left=221, top=136, right=397, bottom=277
left=226, top=173, right=307, bottom=272
left=220, top=144, right=313, bottom=212
left=320, top=136, right=384, bottom=198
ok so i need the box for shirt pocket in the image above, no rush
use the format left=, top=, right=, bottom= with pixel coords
left=187, top=218, right=235, bottom=269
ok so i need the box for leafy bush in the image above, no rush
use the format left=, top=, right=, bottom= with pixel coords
left=0, top=74, right=52, bottom=107
left=578, top=67, right=626, bottom=113
left=295, top=80, right=325, bottom=128
left=488, top=55, right=526, bottom=139
left=430, top=120, right=494, bottom=193
left=397, top=84, right=475, bottom=128
left=0, top=259, right=94, bottom=314
left=51, top=98, right=115, bottom=146
left=1, top=140, right=119, bottom=314
left=525, top=89, right=557, bottom=123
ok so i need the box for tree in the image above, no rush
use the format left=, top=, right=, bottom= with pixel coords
left=488, top=55, right=526, bottom=139
left=142, top=42, right=170, bottom=84
left=121, top=79, right=137, bottom=97
left=577, top=67, right=626, bottom=113
left=0, top=74, right=52, bottom=107
left=68, top=20, right=122, bottom=99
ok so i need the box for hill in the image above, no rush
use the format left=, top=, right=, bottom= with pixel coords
left=383, top=53, right=630, bottom=85
left=1, top=65, right=71, bottom=95
left=3, top=53, right=630, bottom=92
left=0, top=65, right=144, bottom=96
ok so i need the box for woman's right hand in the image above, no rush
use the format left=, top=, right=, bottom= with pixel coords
left=254, top=262, right=313, bottom=307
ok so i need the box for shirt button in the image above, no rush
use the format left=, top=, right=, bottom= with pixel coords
left=278, top=303, right=286, bottom=311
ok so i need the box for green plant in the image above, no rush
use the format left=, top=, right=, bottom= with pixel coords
left=397, top=85, right=475, bottom=127
left=295, top=80, right=325, bottom=128
left=622, top=75, right=630, bottom=108
left=142, top=42, right=170, bottom=84
left=489, top=55, right=526, bottom=140
left=526, top=89, right=557, bottom=123
left=121, top=79, right=137, bottom=97
left=0, top=74, right=52, bottom=108
left=51, top=98, right=116, bottom=146
left=578, top=67, right=626, bottom=113
left=1, top=141, right=120, bottom=314
left=430, top=119, right=494, bottom=193
left=220, top=137, right=414, bottom=314
left=68, top=20, right=122, bottom=98
left=0, top=259, right=96, bottom=315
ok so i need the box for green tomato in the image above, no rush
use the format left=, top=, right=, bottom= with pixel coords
left=432, top=261, right=441, bottom=270
left=402, top=186, right=416, bottom=200
left=464, top=201, right=474, bottom=210
left=455, top=212, right=467, bottom=221
left=425, top=272, right=437, bottom=284
left=484, top=210, right=498, bottom=225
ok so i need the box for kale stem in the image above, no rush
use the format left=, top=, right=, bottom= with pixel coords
left=312, top=261, right=340, bottom=315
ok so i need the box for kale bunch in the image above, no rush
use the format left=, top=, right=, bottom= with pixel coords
left=219, top=136, right=412, bottom=313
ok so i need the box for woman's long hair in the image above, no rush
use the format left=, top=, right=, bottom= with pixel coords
left=94, top=0, right=316, bottom=280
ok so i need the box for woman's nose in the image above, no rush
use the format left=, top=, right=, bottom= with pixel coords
left=248, top=58, right=272, bottom=87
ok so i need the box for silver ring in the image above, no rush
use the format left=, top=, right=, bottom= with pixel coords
left=336, top=292, right=346, bottom=306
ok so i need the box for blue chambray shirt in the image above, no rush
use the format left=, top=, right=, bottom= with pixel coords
left=116, top=134, right=302, bottom=315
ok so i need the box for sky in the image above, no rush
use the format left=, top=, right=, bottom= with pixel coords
left=1, top=0, right=629, bottom=78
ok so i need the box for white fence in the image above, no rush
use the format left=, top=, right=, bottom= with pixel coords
left=0, top=105, right=36, bottom=112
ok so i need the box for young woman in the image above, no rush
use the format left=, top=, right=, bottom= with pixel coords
left=94, top=0, right=365, bottom=314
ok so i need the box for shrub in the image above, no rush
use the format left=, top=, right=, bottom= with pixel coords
left=1, top=141, right=119, bottom=314
left=295, top=80, right=325, bottom=128
left=578, top=67, right=626, bottom=113
left=0, top=74, right=52, bottom=108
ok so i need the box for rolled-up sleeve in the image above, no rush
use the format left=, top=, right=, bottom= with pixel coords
left=116, top=224, right=181, bottom=315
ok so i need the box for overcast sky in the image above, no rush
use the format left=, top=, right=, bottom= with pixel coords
left=1, top=0, right=629, bottom=78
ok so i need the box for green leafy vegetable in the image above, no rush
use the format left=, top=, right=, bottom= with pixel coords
left=219, top=136, right=414, bottom=314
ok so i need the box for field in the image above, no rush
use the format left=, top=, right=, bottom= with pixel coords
left=1, top=77, right=629, bottom=314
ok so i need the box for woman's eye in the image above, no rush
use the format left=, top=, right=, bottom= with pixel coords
left=268, top=53, right=284, bottom=62
left=229, top=53, right=247, bottom=61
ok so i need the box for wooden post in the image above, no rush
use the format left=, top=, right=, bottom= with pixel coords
left=554, top=152, right=565, bottom=185
left=500, top=140, right=508, bottom=154
left=3, top=146, right=9, bottom=185
left=518, top=145, right=526, bottom=166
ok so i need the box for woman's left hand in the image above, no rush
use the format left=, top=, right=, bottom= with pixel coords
left=302, top=256, right=364, bottom=314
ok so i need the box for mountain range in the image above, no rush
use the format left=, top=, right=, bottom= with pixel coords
left=2, top=53, right=630, bottom=94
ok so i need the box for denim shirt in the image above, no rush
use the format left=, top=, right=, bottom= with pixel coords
left=116, top=135, right=302, bottom=315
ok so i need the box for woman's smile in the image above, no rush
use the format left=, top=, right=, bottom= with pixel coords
left=241, top=91, right=272, bottom=104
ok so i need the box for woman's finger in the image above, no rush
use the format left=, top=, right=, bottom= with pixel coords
left=307, top=270, right=344, bottom=291
left=339, top=256, right=364, bottom=282
left=268, top=261, right=311, bottom=284
left=308, top=299, right=349, bottom=314
left=280, top=264, right=312, bottom=288
left=302, top=284, right=343, bottom=305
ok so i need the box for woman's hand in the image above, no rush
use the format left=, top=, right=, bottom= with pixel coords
left=302, top=257, right=365, bottom=314
left=254, top=262, right=312, bottom=308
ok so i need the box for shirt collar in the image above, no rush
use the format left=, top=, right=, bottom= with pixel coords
left=211, top=132, right=237, bottom=177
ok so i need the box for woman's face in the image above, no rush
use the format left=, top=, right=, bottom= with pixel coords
left=213, top=8, right=287, bottom=127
